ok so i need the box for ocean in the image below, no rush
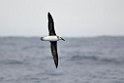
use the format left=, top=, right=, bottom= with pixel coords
left=0, top=36, right=124, bottom=83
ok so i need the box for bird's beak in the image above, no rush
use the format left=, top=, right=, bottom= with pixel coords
left=61, top=37, right=65, bottom=41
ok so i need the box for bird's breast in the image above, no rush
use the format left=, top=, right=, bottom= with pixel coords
left=43, top=36, right=58, bottom=41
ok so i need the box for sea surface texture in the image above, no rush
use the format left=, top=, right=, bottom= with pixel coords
left=0, top=36, right=124, bottom=83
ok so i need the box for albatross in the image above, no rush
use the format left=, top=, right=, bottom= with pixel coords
left=40, top=12, right=65, bottom=68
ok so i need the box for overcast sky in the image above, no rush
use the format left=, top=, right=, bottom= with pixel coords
left=0, top=0, right=124, bottom=37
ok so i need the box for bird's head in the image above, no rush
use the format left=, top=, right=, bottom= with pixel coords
left=58, top=36, right=65, bottom=41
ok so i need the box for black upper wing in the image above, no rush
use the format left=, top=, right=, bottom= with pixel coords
left=48, top=12, right=56, bottom=35
left=50, top=41, right=58, bottom=68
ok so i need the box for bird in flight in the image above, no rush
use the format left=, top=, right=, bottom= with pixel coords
left=40, top=12, right=65, bottom=68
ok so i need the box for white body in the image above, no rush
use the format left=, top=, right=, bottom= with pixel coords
left=42, top=36, right=59, bottom=41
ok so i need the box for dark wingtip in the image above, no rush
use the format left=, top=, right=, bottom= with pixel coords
left=54, top=58, right=58, bottom=68
left=48, top=12, right=51, bottom=17
left=55, top=64, right=58, bottom=68
left=48, top=12, right=53, bottom=22
left=54, top=59, right=58, bottom=68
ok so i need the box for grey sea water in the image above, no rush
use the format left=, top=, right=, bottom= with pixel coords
left=0, top=36, right=124, bottom=83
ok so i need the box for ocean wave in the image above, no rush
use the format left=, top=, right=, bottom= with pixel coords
left=70, top=55, right=124, bottom=65
left=0, top=59, right=24, bottom=65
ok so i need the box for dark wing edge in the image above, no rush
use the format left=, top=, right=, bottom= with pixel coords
left=50, top=41, right=58, bottom=68
left=48, top=12, right=56, bottom=36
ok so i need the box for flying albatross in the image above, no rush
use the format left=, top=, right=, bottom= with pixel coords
left=40, top=12, right=65, bottom=68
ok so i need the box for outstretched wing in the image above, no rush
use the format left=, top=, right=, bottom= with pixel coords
left=48, top=12, right=56, bottom=36
left=50, top=41, right=58, bottom=68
